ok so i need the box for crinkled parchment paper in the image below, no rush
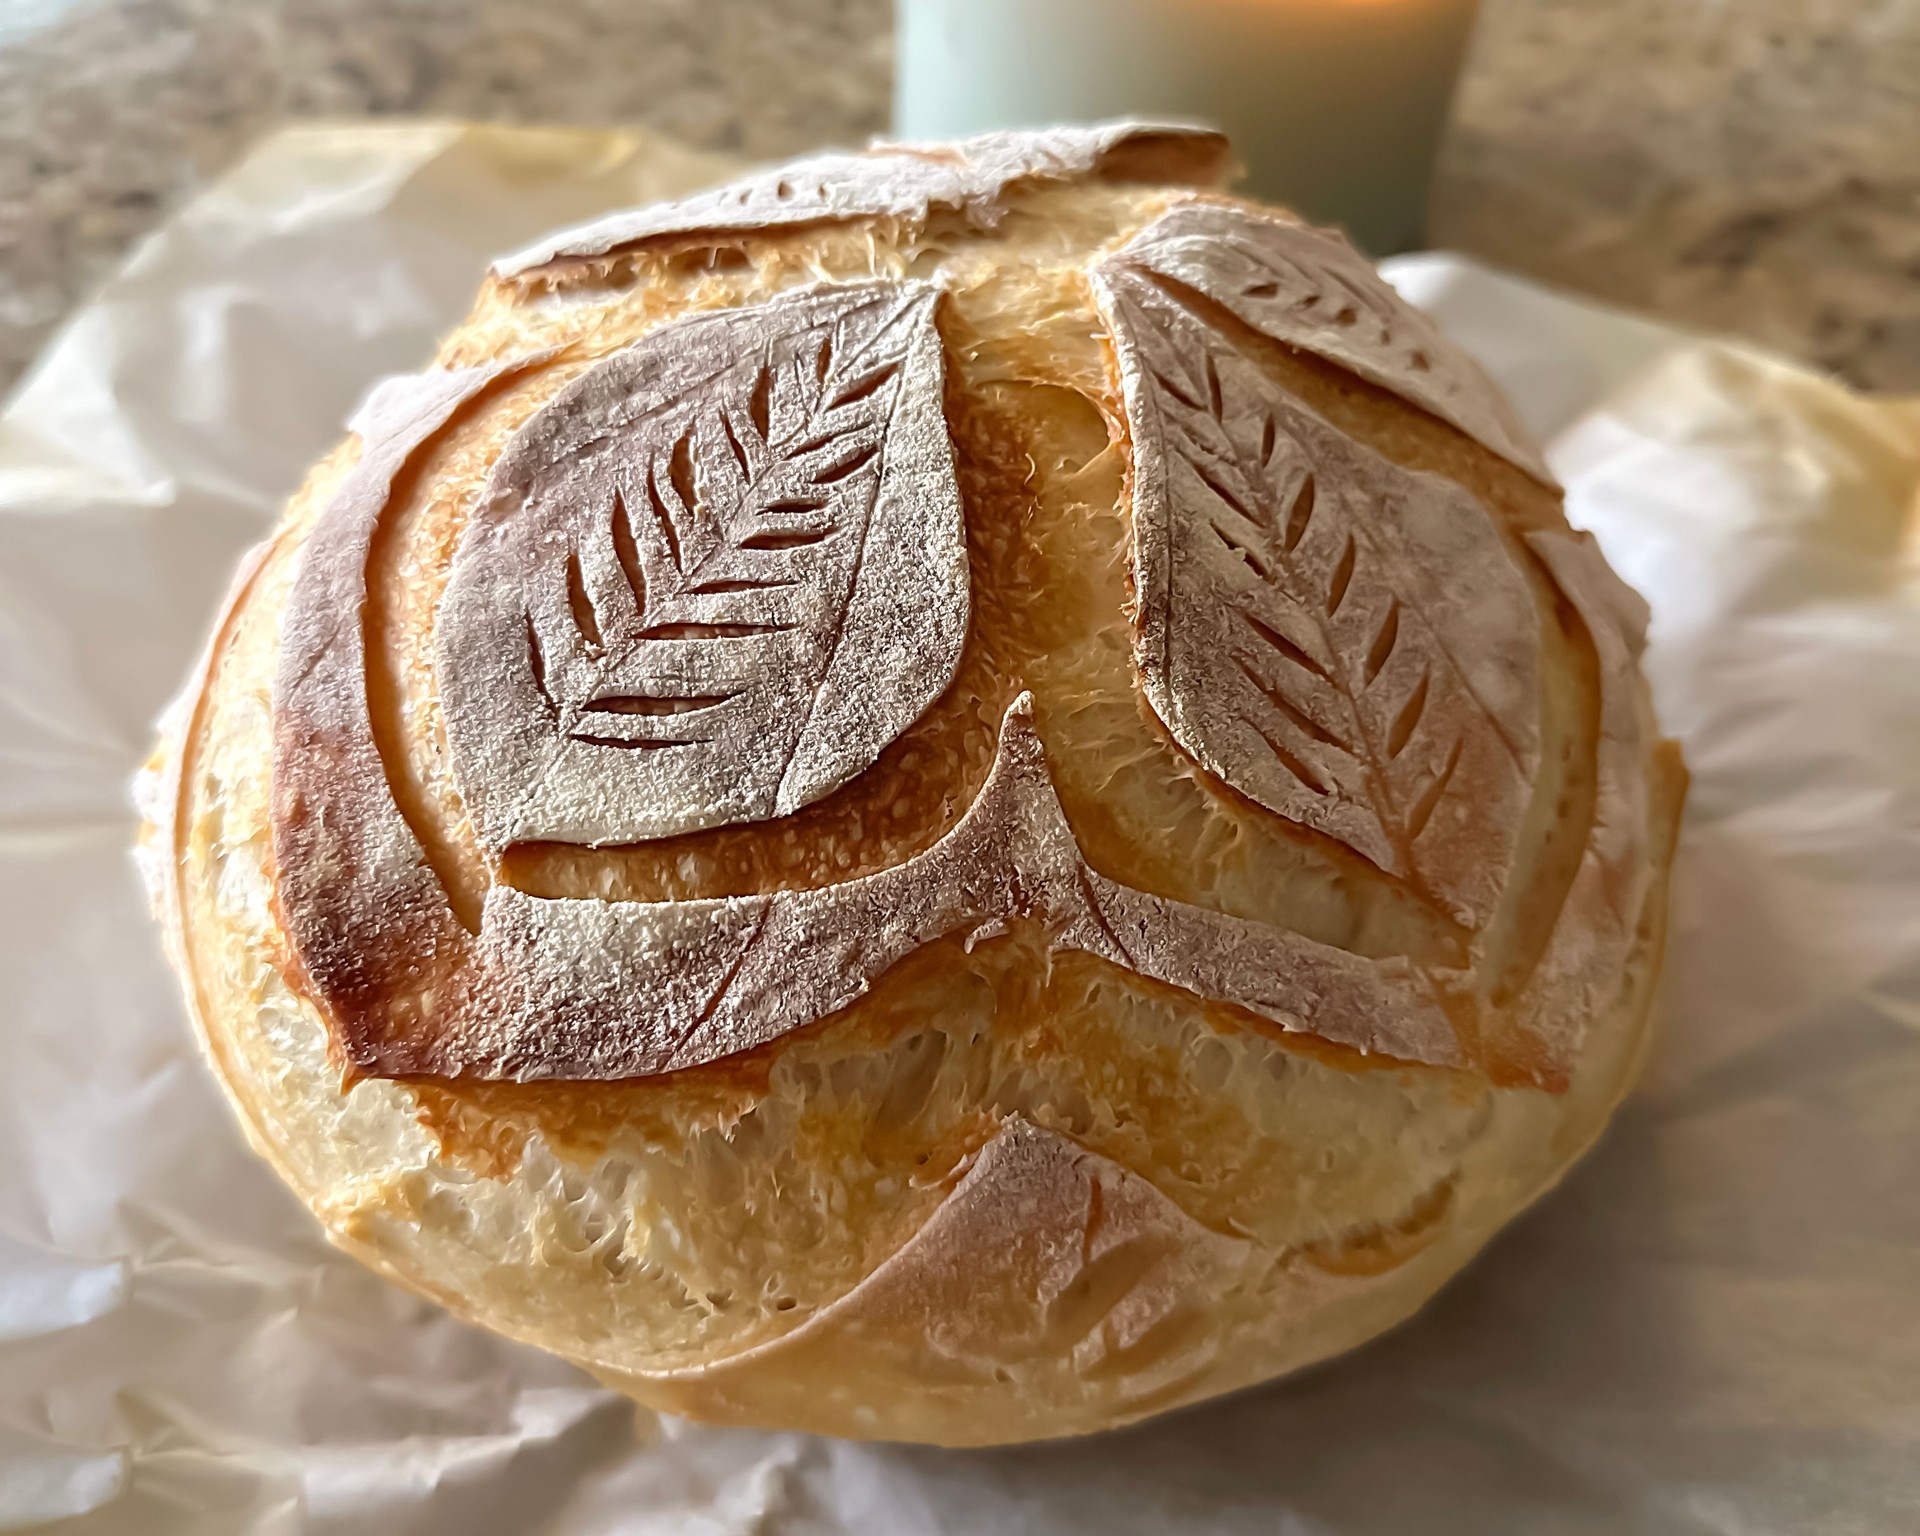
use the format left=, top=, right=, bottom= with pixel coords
left=2, top=123, right=1917, bottom=1535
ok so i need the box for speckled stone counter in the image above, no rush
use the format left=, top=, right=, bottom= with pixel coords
left=2, top=0, right=1915, bottom=395
left=1433, top=0, right=1920, bottom=393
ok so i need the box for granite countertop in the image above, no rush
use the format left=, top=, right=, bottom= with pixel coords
left=1, top=0, right=1915, bottom=396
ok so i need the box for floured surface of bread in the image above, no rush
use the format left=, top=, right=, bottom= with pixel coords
left=137, top=125, right=1684, bottom=1445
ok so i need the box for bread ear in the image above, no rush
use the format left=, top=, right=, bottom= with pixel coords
left=495, top=120, right=1232, bottom=277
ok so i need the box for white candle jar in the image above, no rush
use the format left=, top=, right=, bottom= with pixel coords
left=894, top=0, right=1483, bottom=254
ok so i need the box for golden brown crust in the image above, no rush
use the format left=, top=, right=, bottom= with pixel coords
left=140, top=128, right=1684, bottom=1445
left=271, top=359, right=551, bottom=1072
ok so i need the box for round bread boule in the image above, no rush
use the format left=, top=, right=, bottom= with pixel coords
left=137, top=123, right=1685, bottom=1447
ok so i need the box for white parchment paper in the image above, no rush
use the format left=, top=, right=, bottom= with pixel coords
left=1, top=123, right=1916, bottom=1535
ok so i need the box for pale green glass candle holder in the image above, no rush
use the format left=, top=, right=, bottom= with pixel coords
left=894, top=0, right=1482, bottom=255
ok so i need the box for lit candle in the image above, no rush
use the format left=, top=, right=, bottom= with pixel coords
left=894, top=0, right=1483, bottom=254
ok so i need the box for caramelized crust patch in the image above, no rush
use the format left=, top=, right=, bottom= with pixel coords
left=272, top=358, right=549, bottom=1063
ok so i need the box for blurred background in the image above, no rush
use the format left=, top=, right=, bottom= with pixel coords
left=1, top=0, right=1915, bottom=396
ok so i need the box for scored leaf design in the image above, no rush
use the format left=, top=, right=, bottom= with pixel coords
left=1095, top=266, right=1542, bottom=927
left=1104, top=204, right=1553, bottom=482
left=439, top=281, right=969, bottom=851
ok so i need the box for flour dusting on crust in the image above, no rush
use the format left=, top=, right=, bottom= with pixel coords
left=1092, top=262, right=1542, bottom=930
left=1108, top=203, right=1554, bottom=481
left=493, top=121, right=1230, bottom=278
left=439, top=282, right=969, bottom=850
